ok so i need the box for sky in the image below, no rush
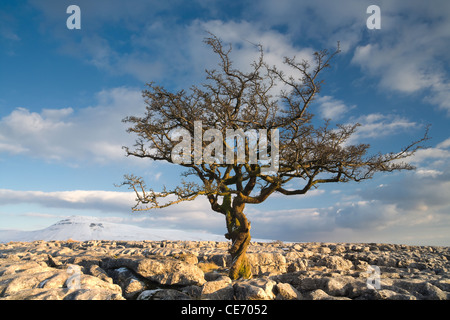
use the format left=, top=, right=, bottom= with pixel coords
left=1, top=0, right=449, bottom=245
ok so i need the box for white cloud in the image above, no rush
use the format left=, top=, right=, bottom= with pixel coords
left=0, top=188, right=224, bottom=234
left=50, top=15, right=317, bottom=89
left=248, top=170, right=450, bottom=244
left=340, top=113, right=418, bottom=146
left=253, top=0, right=450, bottom=114
left=316, top=95, right=355, bottom=120
left=335, top=200, right=400, bottom=230
left=246, top=135, right=450, bottom=245
left=140, top=200, right=224, bottom=233
left=0, top=189, right=135, bottom=212
left=246, top=207, right=335, bottom=241
left=354, top=113, right=417, bottom=137
left=272, top=188, right=325, bottom=199
left=0, top=87, right=144, bottom=164
left=3, top=107, right=73, bottom=135
left=255, top=0, right=366, bottom=51
left=350, top=3, right=450, bottom=114
left=193, top=20, right=315, bottom=73
left=404, top=137, right=450, bottom=166
left=436, top=138, right=450, bottom=149
left=351, top=43, right=446, bottom=94
left=21, top=212, right=65, bottom=219
left=0, top=142, right=27, bottom=154
left=330, top=138, right=450, bottom=245
left=28, top=0, right=450, bottom=114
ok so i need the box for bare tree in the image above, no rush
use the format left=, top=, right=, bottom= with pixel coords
left=120, top=35, right=428, bottom=279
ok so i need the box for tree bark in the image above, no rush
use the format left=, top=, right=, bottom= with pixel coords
left=224, top=195, right=252, bottom=280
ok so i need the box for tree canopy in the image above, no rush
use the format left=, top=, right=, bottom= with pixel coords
left=121, top=34, right=428, bottom=279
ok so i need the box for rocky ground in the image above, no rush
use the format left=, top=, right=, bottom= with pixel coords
left=0, top=240, right=449, bottom=300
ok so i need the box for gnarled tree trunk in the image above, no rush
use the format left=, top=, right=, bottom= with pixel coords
left=224, top=195, right=252, bottom=280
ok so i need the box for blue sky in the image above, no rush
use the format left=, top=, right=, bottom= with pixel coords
left=1, top=0, right=449, bottom=245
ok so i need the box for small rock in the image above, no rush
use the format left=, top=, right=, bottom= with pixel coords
left=322, top=256, right=353, bottom=271
left=287, top=258, right=309, bottom=272
left=1, top=261, right=49, bottom=276
left=123, top=278, right=147, bottom=300
left=433, top=279, right=450, bottom=292
left=318, top=247, right=331, bottom=254
left=334, top=245, right=346, bottom=253
left=109, top=267, right=146, bottom=299
left=78, top=274, right=122, bottom=295
left=181, top=285, right=203, bottom=299
left=234, top=278, right=276, bottom=300
left=173, top=253, right=198, bottom=265
left=63, top=288, right=125, bottom=300
left=0, top=288, right=68, bottom=300
left=389, top=279, right=450, bottom=300
left=376, top=289, right=417, bottom=300
left=209, top=254, right=230, bottom=268
left=323, top=276, right=374, bottom=299
left=136, top=289, right=162, bottom=300
left=275, top=283, right=301, bottom=300
left=1, top=270, right=58, bottom=297
left=47, top=255, right=63, bottom=268
left=304, top=289, right=351, bottom=300
left=299, top=277, right=324, bottom=291
left=204, top=271, right=225, bottom=282
left=39, top=271, right=69, bottom=289
left=419, top=282, right=448, bottom=300
left=151, top=289, right=192, bottom=300
left=247, top=253, right=286, bottom=275
left=89, top=265, right=113, bottom=284
left=201, top=276, right=233, bottom=300
left=101, top=256, right=206, bottom=286
left=355, top=260, right=370, bottom=271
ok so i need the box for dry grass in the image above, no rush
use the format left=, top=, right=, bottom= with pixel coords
left=198, top=262, right=220, bottom=273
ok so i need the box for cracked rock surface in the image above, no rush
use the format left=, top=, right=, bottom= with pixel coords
left=1, top=240, right=449, bottom=300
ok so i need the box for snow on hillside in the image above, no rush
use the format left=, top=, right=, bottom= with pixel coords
left=0, top=216, right=229, bottom=243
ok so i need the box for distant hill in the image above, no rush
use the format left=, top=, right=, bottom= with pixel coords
left=0, top=215, right=229, bottom=242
